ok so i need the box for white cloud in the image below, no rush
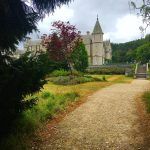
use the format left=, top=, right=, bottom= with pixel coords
left=18, top=6, right=74, bottom=50
left=38, top=12, right=150, bottom=43
left=104, top=14, right=150, bottom=43
left=22, top=1, right=150, bottom=45
left=17, top=1, right=150, bottom=50
left=38, top=6, right=74, bottom=34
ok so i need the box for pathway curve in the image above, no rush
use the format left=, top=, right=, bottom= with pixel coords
left=38, top=79, right=150, bottom=150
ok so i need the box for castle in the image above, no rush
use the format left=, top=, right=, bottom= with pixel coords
left=82, top=17, right=112, bottom=66
left=24, top=17, right=112, bottom=66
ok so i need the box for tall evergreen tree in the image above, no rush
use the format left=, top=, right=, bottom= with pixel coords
left=0, top=0, right=71, bottom=55
left=71, top=42, right=88, bottom=72
left=0, top=0, right=72, bottom=137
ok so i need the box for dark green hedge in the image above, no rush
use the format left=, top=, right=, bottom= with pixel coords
left=86, top=67, right=125, bottom=75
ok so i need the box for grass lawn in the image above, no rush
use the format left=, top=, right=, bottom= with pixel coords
left=143, top=91, right=150, bottom=113
left=43, top=75, right=132, bottom=96
left=0, top=75, right=133, bottom=150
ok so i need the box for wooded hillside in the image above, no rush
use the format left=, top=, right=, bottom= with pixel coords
left=112, top=34, right=150, bottom=63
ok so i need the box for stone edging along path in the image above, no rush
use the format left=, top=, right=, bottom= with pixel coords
left=36, top=79, right=150, bottom=150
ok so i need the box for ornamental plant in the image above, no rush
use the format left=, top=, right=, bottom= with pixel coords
left=42, top=21, right=81, bottom=72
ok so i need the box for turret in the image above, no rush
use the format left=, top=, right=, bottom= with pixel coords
left=92, top=16, right=103, bottom=43
left=91, top=16, right=105, bottom=65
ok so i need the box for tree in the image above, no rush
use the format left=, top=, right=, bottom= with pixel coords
left=136, top=43, right=150, bottom=63
left=71, top=42, right=88, bottom=72
left=0, top=52, right=52, bottom=136
left=0, top=0, right=71, bottom=136
left=0, top=0, right=71, bottom=61
left=126, top=49, right=137, bottom=63
left=111, top=36, right=149, bottom=63
left=131, top=0, right=150, bottom=29
left=42, top=21, right=81, bottom=71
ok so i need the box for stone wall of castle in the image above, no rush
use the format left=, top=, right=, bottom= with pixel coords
left=23, top=18, right=112, bottom=66
left=82, top=18, right=112, bottom=66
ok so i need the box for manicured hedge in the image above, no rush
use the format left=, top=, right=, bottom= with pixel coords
left=86, top=67, right=125, bottom=75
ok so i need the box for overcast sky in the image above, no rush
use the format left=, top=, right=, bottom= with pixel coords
left=32, top=0, right=150, bottom=44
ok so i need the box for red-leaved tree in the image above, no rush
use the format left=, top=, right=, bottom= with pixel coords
left=42, top=21, right=81, bottom=71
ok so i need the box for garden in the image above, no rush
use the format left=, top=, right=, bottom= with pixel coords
left=0, top=20, right=134, bottom=149
left=0, top=68, right=132, bottom=149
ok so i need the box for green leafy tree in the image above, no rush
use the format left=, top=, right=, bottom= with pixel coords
left=112, top=36, right=149, bottom=63
left=126, top=49, right=137, bottom=63
left=136, top=43, right=150, bottom=63
left=71, top=42, right=88, bottom=72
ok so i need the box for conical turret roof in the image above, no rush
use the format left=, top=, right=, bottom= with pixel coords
left=92, top=17, right=103, bottom=34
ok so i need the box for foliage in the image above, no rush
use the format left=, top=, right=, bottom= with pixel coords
left=0, top=52, right=51, bottom=136
left=0, top=0, right=71, bottom=52
left=86, top=67, right=125, bottom=75
left=18, top=91, right=79, bottom=133
left=0, top=75, right=132, bottom=149
left=0, top=91, right=79, bottom=150
left=0, top=0, right=38, bottom=53
left=125, top=65, right=135, bottom=77
left=136, top=43, right=150, bottom=63
left=44, top=59, right=69, bottom=73
left=102, top=76, right=106, bottom=81
left=70, top=70, right=85, bottom=76
left=51, top=69, right=70, bottom=77
left=0, top=0, right=71, bottom=138
left=131, top=0, right=150, bottom=29
left=42, top=21, right=81, bottom=71
left=143, top=91, right=150, bottom=113
left=50, top=69, right=84, bottom=77
left=41, top=91, right=54, bottom=99
left=112, top=35, right=150, bottom=63
left=71, top=42, right=88, bottom=72
left=49, top=75, right=103, bottom=85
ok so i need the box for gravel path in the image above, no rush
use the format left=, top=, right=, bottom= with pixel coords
left=39, top=79, right=150, bottom=150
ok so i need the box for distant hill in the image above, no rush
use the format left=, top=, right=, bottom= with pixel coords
left=111, top=34, right=150, bottom=63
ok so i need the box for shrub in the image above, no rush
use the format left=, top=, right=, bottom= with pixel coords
left=64, top=92, right=80, bottom=100
left=0, top=52, right=51, bottom=137
left=143, top=91, right=150, bottom=113
left=86, top=67, right=125, bottom=75
left=51, top=69, right=69, bottom=77
left=71, top=70, right=84, bottom=76
left=125, top=68, right=134, bottom=77
left=50, top=69, right=84, bottom=77
left=74, top=77, right=94, bottom=84
left=71, top=42, right=88, bottom=72
left=51, top=76, right=102, bottom=85
left=9, top=91, right=77, bottom=136
left=48, top=60, right=69, bottom=72
left=52, top=76, right=71, bottom=85
left=136, top=43, right=150, bottom=64
left=102, top=76, right=106, bottom=81
left=0, top=90, right=80, bottom=149
left=41, top=92, right=54, bottom=99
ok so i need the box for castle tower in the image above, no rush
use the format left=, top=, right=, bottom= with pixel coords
left=103, top=39, right=112, bottom=61
left=92, top=16, right=105, bottom=65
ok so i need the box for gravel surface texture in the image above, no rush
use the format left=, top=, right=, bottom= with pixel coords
left=38, top=79, right=150, bottom=150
